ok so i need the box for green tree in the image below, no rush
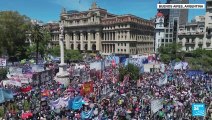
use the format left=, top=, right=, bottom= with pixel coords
left=65, top=50, right=83, bottom=61
left=186, top=49, right=212, bottom=72
left=160, top=54, right=171, bottom=64
left=30, top=24, right=43, bottom=64
left=0, top=11, right=31, bottom=59
left=158, top=43, right=182, bottom=63
left=0, top=68, right=7, bottom=80
left=41, top=29, right=51, bottom=57
left=119, top=63, right=140, bottom=81
left=48, top=46, right=83, bottom=61
left=48, top=45, right=60, bottom=57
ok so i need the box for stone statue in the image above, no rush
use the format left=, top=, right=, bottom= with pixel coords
left=61, top=7, right=66, bottom=14
left=59, top=24, right=64, bottom=34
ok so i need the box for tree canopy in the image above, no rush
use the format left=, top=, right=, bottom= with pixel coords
left=186, top=49, right=212, bottom=72
left=27, top=25, right=51, bottom=60
left=158, top=43, right=183, bottom=63
left=0, top=11, right=31, bottom=59
left=158, top=43, right=212, bottom=72
left=119, top=63, right=140, bottom=81
left=48, top=46, right=83, bottom=61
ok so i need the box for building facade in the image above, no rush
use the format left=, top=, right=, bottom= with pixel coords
left=155, top=11, right=165, bottom=52
left=57, top=2, right=154, bottom=56
left=169, top=0, right=189, bottom=27
left=154, top=0, right=188, bottom=52
left=204, top=0, right=212, bottom=50
left=43, top=22, right=60, bottom=47
left=177, top=0, right=212, bottom=51
left=178, top=16, right=205, bottom=51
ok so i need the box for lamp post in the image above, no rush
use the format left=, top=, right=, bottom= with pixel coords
left=55, top=23, right=70, bottom=87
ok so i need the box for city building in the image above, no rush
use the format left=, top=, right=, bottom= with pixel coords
left=31, top=19, right=44, bottom=26
left=154, top=11, right=165, bottom=52
left=204, top=0, right=212, bottom=50
left=154, top=0, right=188, bottom=52
left=43, top=22, right=60, bottom=47
left=57, top=2, right=154, bottom=56
left=177, top=0, right=212, bottom=51
left=178, top=16, right=205, bottom=51
left=169, top=0, right=189, bottom=27
left=158, top=0, right=171, bottom=27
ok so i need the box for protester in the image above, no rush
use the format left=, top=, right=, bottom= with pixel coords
left=0, top=60, right=211, bottom=120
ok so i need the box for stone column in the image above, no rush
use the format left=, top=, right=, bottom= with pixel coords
left=127, top=31, right=130, bottom=40
left=80, top=32, right=84, bottom=50
left=65, top=34, right=70, bottom=49
left=110, top=32, right=112, bottom=40
left=107, top=32, right=109, bottom=40
left=88, top=32, right=91, bottom=50
left=73, top=33, right=77, bottom=50
left=103, top=33, right=105, bottom=40
left=59, top=33, right=65, bottom=64
left=194, top=37, right=198, bottom=49
left=182, top=38, right=186, bottom=51
left=96, top=31, right=101, bottom=50
left=55, top=24, right=70, bottom=87
left=115, top=31, right=118, bottom=40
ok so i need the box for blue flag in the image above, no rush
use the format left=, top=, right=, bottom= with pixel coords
left=3, top=89, right=14, bottom=100
left=0, top=89, right=5, bottom=103
left=81, top=109, right=94, bottom=119
left=68, top=96, right=84, bottom=110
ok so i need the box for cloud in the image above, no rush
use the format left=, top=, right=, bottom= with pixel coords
left=52, top=0, right=94, bottom=11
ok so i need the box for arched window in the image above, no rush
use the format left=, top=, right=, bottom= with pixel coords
left=92, top=44, right=96, bottom=51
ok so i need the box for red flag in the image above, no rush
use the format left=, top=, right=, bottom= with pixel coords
left=112, top=60, right=116, bottom=68
left=21, top=86, right=32, bottom=93
left=80, top=81, right=94, bottom=96
left=42, top=90, right=50, bottom=97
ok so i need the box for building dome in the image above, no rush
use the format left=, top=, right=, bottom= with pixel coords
left=156, top=12, right=164, bottom=17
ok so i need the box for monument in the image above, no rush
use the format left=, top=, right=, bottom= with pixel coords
left=55, top=23, right=70, bottom=87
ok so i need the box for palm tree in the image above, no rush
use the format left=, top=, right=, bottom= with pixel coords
left=30, top=24, right=43, bottom=64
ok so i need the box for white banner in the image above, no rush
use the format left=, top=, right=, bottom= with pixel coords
left=151, top=99, right=163, bottom=113
left=158, top=74, right=168, bottom=86
left=160, top=64, right=165, bottom=73
left=0, top=58, right=6, bottom=67
left=2, top=80, right=22, bottom=87
left=90, top=62, right=102, bottom=70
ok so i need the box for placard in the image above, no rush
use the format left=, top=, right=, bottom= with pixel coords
left=0, top=58, right=6, bottom=67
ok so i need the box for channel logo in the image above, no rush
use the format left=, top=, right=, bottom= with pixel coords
left=192, top=103, right=205, bottom=117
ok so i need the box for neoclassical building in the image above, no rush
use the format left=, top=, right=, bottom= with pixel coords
left=57, top=2, right=154, bottom=56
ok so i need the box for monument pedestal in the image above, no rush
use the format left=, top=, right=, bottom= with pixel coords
left=54, top=23, right=70, bottom=87
left=55, top=63, right=70, bottom=87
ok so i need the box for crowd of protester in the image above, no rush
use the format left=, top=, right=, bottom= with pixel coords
left=0, top=61, right=212, bottom=120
